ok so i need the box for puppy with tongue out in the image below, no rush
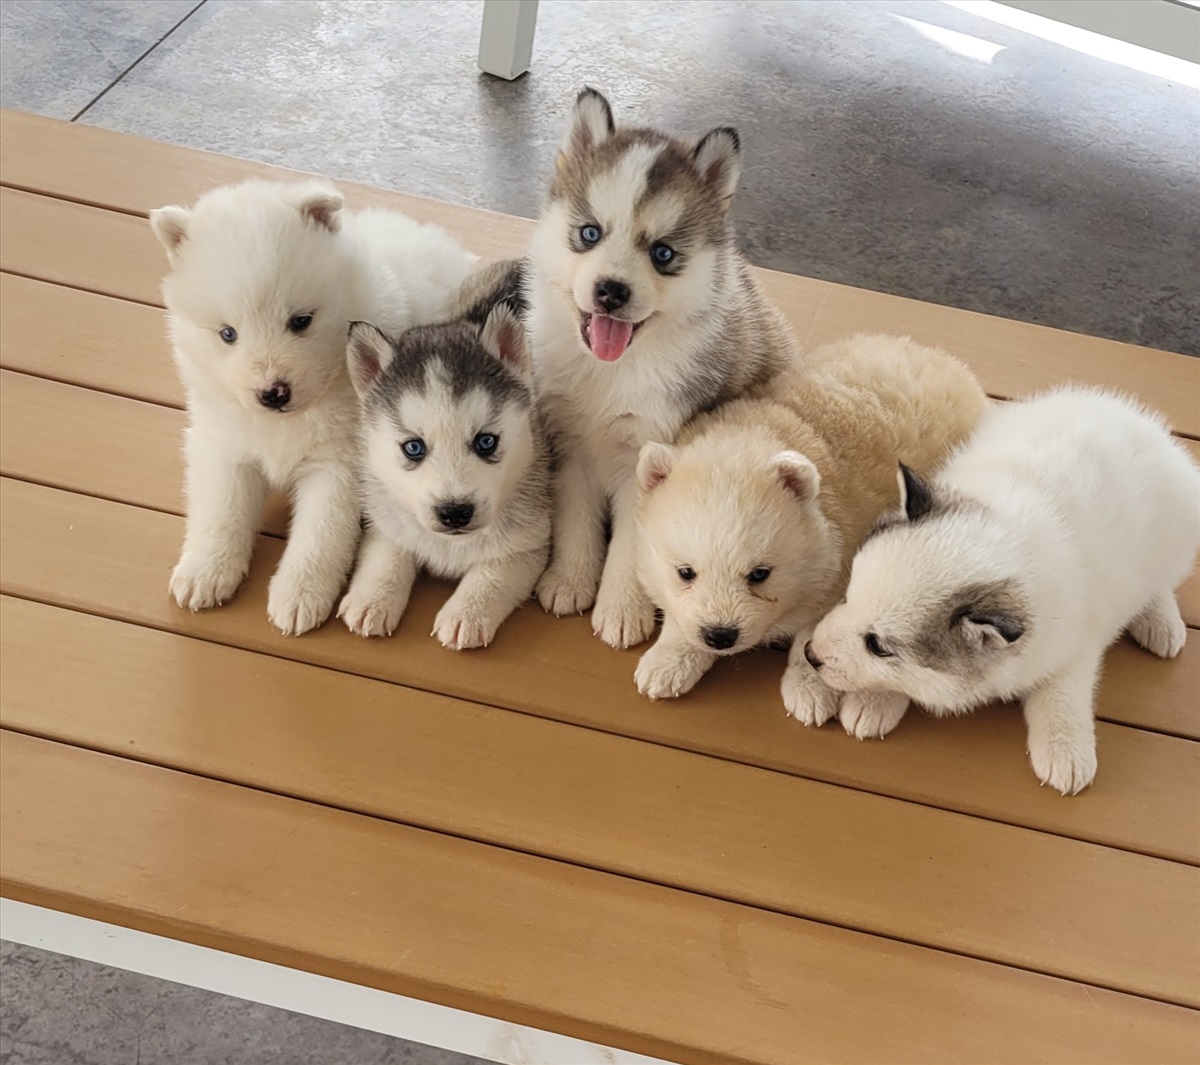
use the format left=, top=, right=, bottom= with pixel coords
left=526, top=87, right=799, bottom=648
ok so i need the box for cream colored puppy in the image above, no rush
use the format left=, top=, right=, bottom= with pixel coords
left=634, top=333, right=987, bottom=731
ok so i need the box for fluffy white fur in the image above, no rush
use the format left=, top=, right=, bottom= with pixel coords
left=338, top=305, right=552, bottom=650
left=151, top=178, right=475, bottom=634
left=809, top=388, right=1200, bottom=794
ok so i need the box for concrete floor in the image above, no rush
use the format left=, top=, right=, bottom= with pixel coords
left=0, top=0, right=1197, bottom=1060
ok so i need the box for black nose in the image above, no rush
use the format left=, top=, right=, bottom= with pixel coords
left=702, top=625, right=740, bottom=651
left=258, top=381, right=291, bottom=410
left=594, top=278, right=631, bottom=313
left=804, top=640, right=823, bottom=669
left=436, top=502, right=475, bottom=529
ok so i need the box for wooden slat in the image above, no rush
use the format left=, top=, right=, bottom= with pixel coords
left=5, top=595, right=1196, bottom=1004
left=0, top=274, right=180, bottom=407
left=5, top=732, right=1197, bottom=1065
left=3, top=477, right=1198, bottom=865
left=2, top=120, right=1197, bottom=434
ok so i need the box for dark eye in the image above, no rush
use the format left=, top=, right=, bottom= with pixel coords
left=650, top=242, right=675, bottom=266
left=865, top=633, right=894, bottom=658
left=473, top=432, right=498, bottom=457
left=218, top=326, right=237, bottom=344
left=677, top=566, right=696, bottom=583
left=288, top=313, right=313, bottom=333
left=747, top=566, right=771, bottom=584
left=402, top=438, right=426, bottom=461
left=579, top=224, right=602, bottom=247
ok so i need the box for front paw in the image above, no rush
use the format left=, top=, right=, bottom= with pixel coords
left=337, top=586, right=408, bottom=638
left=170, top=551, right=248, bottom=611
left=781, top=663, right=840, bottom=726
left=592, top=583, right=656, bottom=649
left=432, top=601, right=499, bottom=650
left=267, top=572, right=338, bottom=636
left=1028, top=735, right=1098, bottom=795
left=839, top=691, right=909, bottom=740
left=635, top=644, right=708, bottom=700
left=536, top=563, right=600, bottom=616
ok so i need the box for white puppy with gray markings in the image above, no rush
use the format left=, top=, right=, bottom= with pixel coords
left=151, top=178, right=475, bottom=634
left=807, top=387, right=1200, bottom=794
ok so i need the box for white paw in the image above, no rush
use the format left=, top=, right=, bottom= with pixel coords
left=536, top=564, right=599, bottom=616
left=1028, top=736, right=1098, bottom=795
left=337, top=588, right=407, bottom=638
left=592, top=585, right=656, bottom=649
left=267, top=573, right=337, bottom=636
left=635, top=645, right=708, bottom=700
left=432, top=602, right=498, bottom=650
left=1128, top=608, right=1186, bottom=659
left=781, top=663, right=840, bottom=726
left=839, top=691, right=909, bottom=740
left=169, top=552, right=247, bottom=611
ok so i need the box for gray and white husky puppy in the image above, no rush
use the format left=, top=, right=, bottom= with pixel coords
left=528, top=88, right=800, bottom=649
left=338, top=261, right=553, bottom=649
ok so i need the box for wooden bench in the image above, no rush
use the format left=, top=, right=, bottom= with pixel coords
left=0, top=108, right=1197, bottom=1064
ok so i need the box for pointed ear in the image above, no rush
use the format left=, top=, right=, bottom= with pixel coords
left=297, top=182, right=344, bottom=232
left=773, top=451, right=819, bottom=504
left=479, top=303, right=529, bottom=374
left=691, top=126, right=741, bottom=204
left=956, top=609, right=1025, bottom=651
left=560, top=87, right=615, bottom=164
left=149, top=206, right=190, bottom=262
left=346, top=322, right=395, bottom=400
left=637, top=442, right=675, bottom=494
left=897, top=463, right=934, bottom=522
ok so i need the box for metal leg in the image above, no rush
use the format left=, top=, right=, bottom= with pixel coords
left=478, top=0, right=539, bottom=80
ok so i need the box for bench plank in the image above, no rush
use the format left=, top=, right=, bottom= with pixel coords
left=4, top=731, right=1197, bottom=1065
left=5, top=596, right=1196, bottom=1003
left=3, top=477, right=1197, bottom=863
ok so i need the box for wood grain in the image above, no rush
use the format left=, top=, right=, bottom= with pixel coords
left=5, top=732, right=1198, bottom=1065
left=3, top=477, right=1197, bottom=864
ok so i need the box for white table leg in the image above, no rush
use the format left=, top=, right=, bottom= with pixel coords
left=478, top=0, right=539, bottom=80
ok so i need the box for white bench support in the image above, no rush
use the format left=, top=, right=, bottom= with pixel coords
left=478, top=0, right=539, bottom=80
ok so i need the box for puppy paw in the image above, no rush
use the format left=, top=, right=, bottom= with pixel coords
left=537, top=565, right=599, bottom=617
left=781, top=663, right=840, bottom=727
left=267, top=574, right=337, bottom=636
left=432, top=602, right=498, bottom=650
left=592, top=586, right=656, bottom=649
left=169, top=552, right=247, bottom=611
left=1128, top=598, right=1186, bottom=659
left=839, top=691, right=909, bottom=740
left=635, top=645, right=707, bottom=700
left=337, top=588, right=407, bottom=638
left=1028, top=736, right=1098, bottom=795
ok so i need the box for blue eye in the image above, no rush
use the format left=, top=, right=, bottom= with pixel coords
left=288, top=313, right=313, bottom=333
left=473, top=432, right=499, bottom=457
left=579, top=225, right=602, bottom=247
left=218, top=326, right=237, bottom=344
left=651, top=243, right=675, bottom=266
left=402, top=438, right=426, bottom=461
left=677, top=566, right=696, bottom=583
left=748, top=566, right=771, bottom=585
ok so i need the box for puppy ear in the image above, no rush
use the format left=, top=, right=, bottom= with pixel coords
left=637, top=442, right=675, bottom=494
left=149, top=206, right=190, bottom=262
left=297, top=182, right=344, bottom=232
left=691, top=126, right=741, bottom=204
left=346, top=322, right=395, bottom=400
left=560, top=87, right=615, bottom=164
left=956, top=609, right=1025, bottom=651
left=479, top=303, right=529, bottom=374
left=897, top=462, right=934, bottom=522
left=773, top=451, right=819, bottom=504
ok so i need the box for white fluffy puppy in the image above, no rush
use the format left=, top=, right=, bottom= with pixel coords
left=151, top=178, right=475, bottom=634
left=808, top=388, right=1200, bottom=794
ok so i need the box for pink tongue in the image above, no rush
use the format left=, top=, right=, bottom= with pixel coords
left=589, top=315, right=634, bottom=361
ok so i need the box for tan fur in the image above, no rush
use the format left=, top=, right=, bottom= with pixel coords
left=633, top=332, right=987, bottom=700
